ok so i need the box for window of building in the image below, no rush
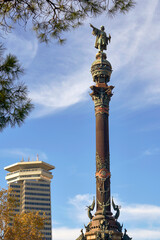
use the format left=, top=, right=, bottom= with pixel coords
left=25, top=187, right=50, bottom=192
left=25, top=197, right=50, bottom=201
left=24, top=207, right=51, bottom=211
left=25, top=202, right=50, bottom=206
left=25, top=192, right=50, bottom=196
left=10, top=185, right=21, bottom=188
left=25, top=182, right=50, bottom=187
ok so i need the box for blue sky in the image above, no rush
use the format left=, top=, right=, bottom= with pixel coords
left=0, top=0, right=160, bottom=239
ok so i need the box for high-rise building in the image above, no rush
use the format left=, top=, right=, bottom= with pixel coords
left=4, top=159, right=55, bottom=240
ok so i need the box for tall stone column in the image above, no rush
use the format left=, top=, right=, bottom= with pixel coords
left=75, top=25, right=132, bottom=240
left=90, top=52, right=113, bottom=215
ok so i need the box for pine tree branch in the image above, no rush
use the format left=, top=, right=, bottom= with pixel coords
left=0, top=0, right=136, bottom=43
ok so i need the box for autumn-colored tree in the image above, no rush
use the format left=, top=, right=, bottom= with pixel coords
left=0, top=188, right=45, bottom=240
left=0, top=188, right=16, bottom=240
left=5, top=212, right=45, bottom=240
left=0, top=0, right=136, bottom=43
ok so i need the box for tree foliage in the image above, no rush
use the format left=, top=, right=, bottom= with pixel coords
left=0, top=188, right=45, bottom=240
left=0, top=188, right=17, bottom=239
left=4, top=212, right=45, bottom=240
left=0, top=45, right=33, bottom=131
left=0, top=0, right=136, bottom=43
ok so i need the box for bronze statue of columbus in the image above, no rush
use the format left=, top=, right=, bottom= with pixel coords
left=90, top=24, right=111, bottom=52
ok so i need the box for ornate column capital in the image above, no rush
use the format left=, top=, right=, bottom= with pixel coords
left=90, top=84, right=114, bottom=115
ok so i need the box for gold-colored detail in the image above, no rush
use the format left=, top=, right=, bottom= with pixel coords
left=97, top=198, right=110, bottom=209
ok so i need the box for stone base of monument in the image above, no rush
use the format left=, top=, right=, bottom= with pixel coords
left=85, top=231, right=122, bottom=240
left=83, top=211, right=123, bottom=240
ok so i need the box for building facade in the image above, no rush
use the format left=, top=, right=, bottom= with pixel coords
left=5, top=160, right=55, bottom=240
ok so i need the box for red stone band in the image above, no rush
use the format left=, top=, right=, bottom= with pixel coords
left=95, top=106, right=109, bottom=115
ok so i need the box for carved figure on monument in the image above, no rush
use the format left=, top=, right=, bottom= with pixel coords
left=101, top=231, right=112, bottom=240
left=84, top=222, right=91, bottom=232
left=100, top=219, right=110, bottom=231
left=76, top=229, right=86, bottom=240
left=90, top=24, right=111, bottom=52
left=96, top=231, right=101, bottom=240
left=112, top=197, right=121, bottom=220
left=98, top=199, right=110, bottom=215
left=106, top=221, right=110, bottom=230
left=101, top=232, right=107, bottom=240
left=86, top=196, right=95, bottom=220
left=116, top=221, right=123, bottom=232
left=100, top=219, right=105, bottom=231
left=122, top=229, right=132, bottom=240
left=108, top=232, right=113, bottom=240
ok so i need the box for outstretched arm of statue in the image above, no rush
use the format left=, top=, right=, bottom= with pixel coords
left=90, top=24, right=100, bottom=37
left=90, top=23, right=94, bottom=29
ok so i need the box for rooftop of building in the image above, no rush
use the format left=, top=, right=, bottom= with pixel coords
left=4, top=159, right=55, bottom=172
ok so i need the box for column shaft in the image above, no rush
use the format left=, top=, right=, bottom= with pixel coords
left=95, top=112, right=111, bottom=212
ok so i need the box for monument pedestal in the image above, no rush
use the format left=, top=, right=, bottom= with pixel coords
left=85, top=231, right=122, bottom=240
left=85, top=210, right=123, bottom=240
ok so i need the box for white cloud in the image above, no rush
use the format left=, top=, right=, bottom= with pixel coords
left=110, top=195, right=160, bottom=225
left=0, top=148, right=47, bottom=161
left=53, top=227, right=80, bottom=240
left=121, top=204, right=160, bottom=223
left=68, top=193, right=94, bottom=223
left=143, top=148, right=160, bottom=156
left=110, top=0, right=160, bottom=72
left=130, top=228, right=160, bottom=240
left=5, top=33, right=38, bottom=67
left=30, top=67, right=92, bottom=118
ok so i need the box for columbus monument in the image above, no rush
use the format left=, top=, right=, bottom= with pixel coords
left=75, top=25, right=132, bottom=240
